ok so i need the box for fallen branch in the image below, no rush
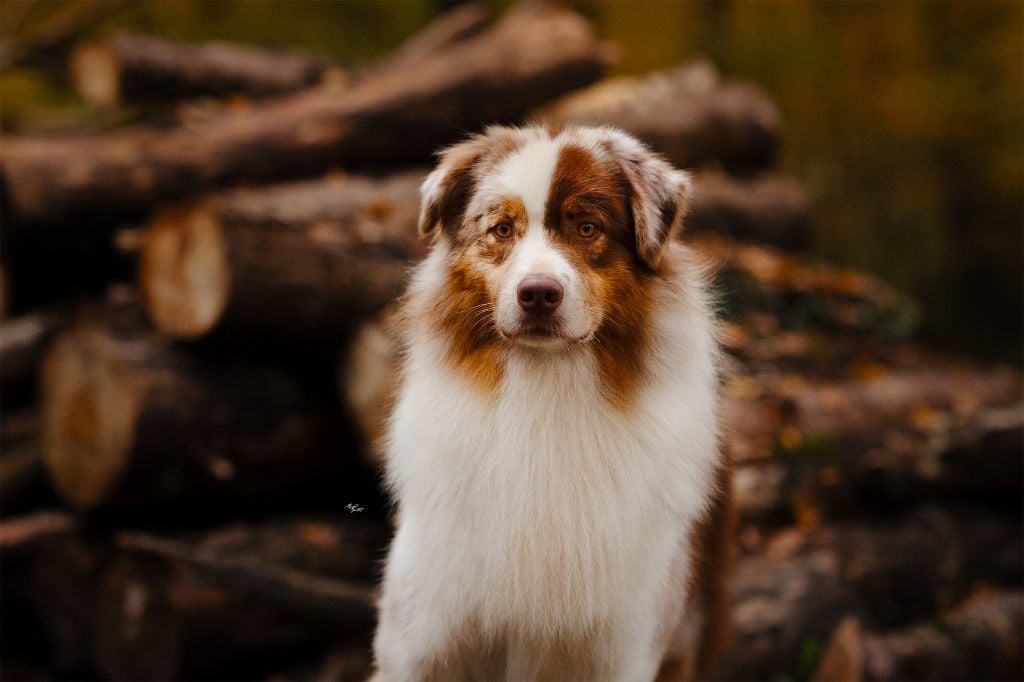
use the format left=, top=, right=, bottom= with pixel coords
left=116, top=529, right=377, bottom=620
left=99, top=520, right=381, bottom=680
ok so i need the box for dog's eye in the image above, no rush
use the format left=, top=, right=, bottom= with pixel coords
left=578, top=223, right=598, bottom=239
left=492, top=223, right=514, bottom=239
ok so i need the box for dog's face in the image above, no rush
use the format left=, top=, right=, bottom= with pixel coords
left=419, top=125, right=691, bottom=353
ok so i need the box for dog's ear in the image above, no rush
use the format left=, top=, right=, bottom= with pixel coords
left=608, top=135, right=692, bottom=268
left=419, top=137, right=487, bottom=238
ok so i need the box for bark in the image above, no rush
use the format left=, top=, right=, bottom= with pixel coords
left=1, top=3, right=609, bottom=227
left=541, top=62, right=781, bottom=175
left=38, top=323, right=359, bottom=510
left=69, top=31, right=331, bottom=108
left=715, top=509, right=1023, bottom=681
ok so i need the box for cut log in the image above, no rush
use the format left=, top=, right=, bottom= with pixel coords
left=541, top=62, right=781, bottom=174
left=727, top=367, right=1023, bottom=521
left=715, top=509, right=1024, bottom=681
left=69, top=32, right=331, bottom=109
left=2, top=3, right=609, bottom=227
left=139, top=172, right=425, bottom=342
left=862, top=591, right=1024, bottom=682
left=95, top=518, right=381, bottom=681
left=38, top=323, right=360, bottom=510
left=688, top=171, right=812, bottom=250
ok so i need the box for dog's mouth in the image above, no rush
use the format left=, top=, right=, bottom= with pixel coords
left=520, top=321, right=559, bottom=337
left=499, top=320, right=591, bottom=347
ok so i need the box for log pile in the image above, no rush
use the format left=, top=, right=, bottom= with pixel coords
left=1, top=3, right=1020, bottom=680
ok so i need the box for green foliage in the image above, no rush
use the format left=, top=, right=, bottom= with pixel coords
left=797, top=634, right=823, bottom=680
left=772, top=432, right=836, bottom=465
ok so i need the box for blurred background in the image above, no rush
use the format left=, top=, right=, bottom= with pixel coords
left=0, top=1, right=1021, bottom=681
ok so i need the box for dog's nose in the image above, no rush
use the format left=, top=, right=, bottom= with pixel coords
left=517, top=275, right=563, bottom=315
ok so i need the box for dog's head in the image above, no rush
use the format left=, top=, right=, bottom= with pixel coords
left=418, top=125, right=691, bottom=353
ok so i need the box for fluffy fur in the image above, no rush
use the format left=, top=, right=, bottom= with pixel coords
left=373, top=125, right=733, bottom=681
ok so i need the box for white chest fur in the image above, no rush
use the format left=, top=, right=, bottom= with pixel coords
left=377, top=268, right=720, bottom=680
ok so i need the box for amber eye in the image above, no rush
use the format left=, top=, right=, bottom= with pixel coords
left=578, top=222, right=598, bottom=239
left=493, top=223, right=514, bottom=239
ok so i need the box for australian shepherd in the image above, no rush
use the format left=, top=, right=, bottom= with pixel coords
left=372, top=124, right=734, bottom=681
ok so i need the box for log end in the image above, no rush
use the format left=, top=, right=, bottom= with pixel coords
left=40, top=329, right=138, bottom=509
left=140, top=206, right=229, bottom=340
left=69, top=41, right=121, bottom=109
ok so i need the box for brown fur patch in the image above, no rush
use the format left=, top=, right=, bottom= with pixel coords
left=421, top=149, right=482, bottom=238
left=433, top=252, right=505, bottom=394
left=421, top=126, right=536, bottom=238
left=545, top=144, right=658, bottom=409
left=472, top=197, right=528, bottom=264
left=657, top=462, right=736, bottom=681
left=417, top=622, right=606, bottom=681
left=690, top=462, right=736, bottom=678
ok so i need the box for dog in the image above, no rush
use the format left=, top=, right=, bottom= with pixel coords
left=372, top=124, right=733, bottom=681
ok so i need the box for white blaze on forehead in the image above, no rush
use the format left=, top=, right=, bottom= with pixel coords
left=491, top=137, right=562, bottom=224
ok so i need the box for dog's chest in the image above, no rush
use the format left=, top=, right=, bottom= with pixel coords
left=388, top=345, right=711, bottom=632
